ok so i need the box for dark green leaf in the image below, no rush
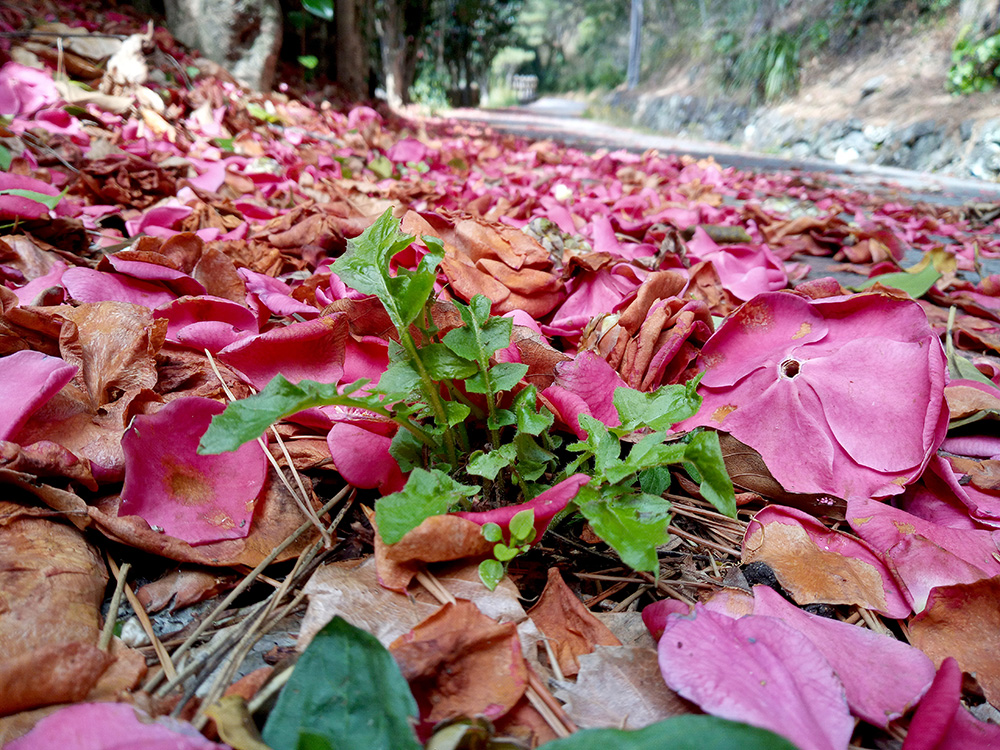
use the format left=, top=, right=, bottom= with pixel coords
left=541, top=714, right=798, bottom=750
left=375, top=358, right=422, bottom=396
left=577, top=486, right=672, bottom=573
left=487, top=408, right=516, bottom=430
left=479, top=559, right=504, bottom=590
left=488, top=362, right=529, bottom=392
left=684, top=430, right=737, bottom=518
left=261, top=617, right=419, bottom=750
left=199, top=375, right=380, bottom=454
left=421, top=342, right=479, bottom=380
left=442, top=401, right=471, bottom=427
left=513, top=433, right=556, bottom=482
left=331, top=210, right=442, bottom=333
left=388, top=428, right=426, bottom=473
left=375, top=468, right=478, bottom=544
left=854, top=263, right=942, bottom=298
left=573, top=415, right=623, bottom=480
left=466, top=444, right=517, bottom=480
left=613, top=380, right=703, bottom=433
left=605, top=436, right=686, bottom=485
left=300, top=0, right=334, bottom=20
left=513, top=385, right=554, bottom=435
left=639, top=466, right=672, bottom=496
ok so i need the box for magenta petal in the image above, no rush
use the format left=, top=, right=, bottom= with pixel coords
left=848, top=496, right=1000, bottom=588
left=326, top=420, right=405, bottom=494
left=105, top=256, right=206, bottom=297
left=641, top=598, right=691, bottom=641
left=751, top=585, right=934, bottom=726
left=62, top=267, right=176, bottom=308
left=239, top=268, right=319, bottom=318
left=747, top=505, right=911, bottom=618
left=902, top=658, right=962, bottom=750
left=218, top=315, right=349, bottom=389
left=156, top=295, right=259, bottom=352
left=657, top=605, right=853, bottom=750
left=120, top=397, right=266, bottom=544
left=682, top=292, right=948, bottom=499
left=6, top=703, right=230, bottom=750
left=0, top=350, right=77, bottom=441
left=386, top=137, right=429, bottom=163
left=541, top=351, right=626, bottom=436
left=454, top=473, right=591, bottom=541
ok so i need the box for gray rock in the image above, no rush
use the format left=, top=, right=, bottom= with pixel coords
left=859, top=74, right=886, bottom=99
left=164, top=0, right=281, bottom=91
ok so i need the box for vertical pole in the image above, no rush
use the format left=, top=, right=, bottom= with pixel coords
left=626, top=0, right=643, bottom=90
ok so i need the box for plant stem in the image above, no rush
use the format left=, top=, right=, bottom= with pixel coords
left=400, top=331, right=458, bottom=465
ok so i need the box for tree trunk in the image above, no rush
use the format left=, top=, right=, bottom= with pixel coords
left=335, top=0, right=366, bottom=99
left=960, top=0, right=1000, bottom=37
left=626, top=0, right=642, bottom=90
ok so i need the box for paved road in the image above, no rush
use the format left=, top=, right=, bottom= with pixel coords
left=449, top=98, right=1000, bottom=208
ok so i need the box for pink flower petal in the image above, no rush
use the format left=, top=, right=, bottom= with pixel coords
left=155, top=295, right=259, bottom=352
left=6, top=702, right=230, bottom=750
left=454, top=473, right=591, bottom=541
left=901, top=657, right=1000, bottom=750
left=104, top=256, right=206, bottom=297
left=387, top=137, right=429, bottom=163
left=751, top=585, right=934, bottom=726
left=686, top=227, right=788, bottom=301
left=239, top=267, right=319, bottom=319
left=0, top=350, right=77, bottom=441
left=62, top=267, right=176, bottom=308
left=657, top=605, right=853, bottom=750
left=120, top=397, right=266, bottom=544
left=326, top=420, right=405, bottom=494
left=848, top=496, right=1000, bottom=611
left=681, top=292, right=948, bottom=499
left=217, top=315, right=348, bottom=389
left=745, top=505, right=911, bottom=618
left=541, top=351, right=626, bottom=438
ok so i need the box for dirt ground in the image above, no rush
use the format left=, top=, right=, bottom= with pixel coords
left=641, top=10, right=1000, bottom=132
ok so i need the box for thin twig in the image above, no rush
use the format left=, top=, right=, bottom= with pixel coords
left=107, top=555, right=177, bottom=682
left=145, top=487, right=350, bottom=694
left=99, top=559, right=130, bottom=652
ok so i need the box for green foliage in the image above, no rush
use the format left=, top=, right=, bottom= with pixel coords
left=949, top=31, right=1000, bottom=94
left=541, top=714, right=798, bottom=750
left=723, top=30, right=801, bottom=103
left=261, top=617, right=420, bottom=750
left=299, top=0, right=333, bottom=21
left=201, top=211, right=734, bottom=583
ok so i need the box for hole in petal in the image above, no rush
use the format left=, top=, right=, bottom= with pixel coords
left=780, top=358, right=801, bottom=378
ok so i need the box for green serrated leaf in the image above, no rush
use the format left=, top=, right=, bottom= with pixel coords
left=488, top=362, right=529, bottom=392
left=614, top=380, right=703, bottom=433
left=574, top=414, right=623, bottom=480
left=300, top=0, right=334, bottom=20
left=487, top=408, right=516, bottom=430
left=577, top=485, right=671, bottom=573
left=509, top=509, right=536, bottom=545
left=261, top=617, right=420, bottom=750
left=421, top=342, right=479, bottom=380
left=479, top=558, right=504, bottom=590
left=331, top=210, right=442, bottom=334
left=376, top=468, right=478, bottom=544
left=513, top=385, right=554, bottom=435
left=199, top=375, right=380, bottom=454
left=375, top=358, right=422, bottom=395
left=541, top=714, right=798, bottom=750
left=442, top=400, right=471, bottom=427
left=482, top=522, right=503, bottom=543
left=466, top=443, right=517, bottom=480
left=388, top=427, right=426, bottom=473
left=513, top=433, right=556, bottom=482
left=604, top=436, right=687, bottom=485
left=639, top=466, right=672, bottom=496
left=854, top=262, right=942, bottom=298
left=684, top=430, right=737, bottom=518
